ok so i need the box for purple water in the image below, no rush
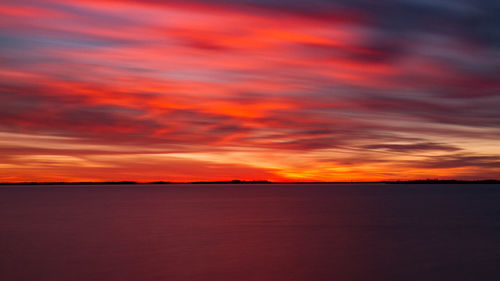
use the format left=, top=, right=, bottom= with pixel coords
left=1, top=183, right=499, bottom=281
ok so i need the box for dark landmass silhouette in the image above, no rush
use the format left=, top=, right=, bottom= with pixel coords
left=0, top=179, right=499, bottom=185
left=0, top=180, right=271, bottom=185
left=384, top=179, right=500, bottom=184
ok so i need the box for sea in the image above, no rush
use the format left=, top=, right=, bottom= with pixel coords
left=1, top=183, right=499, bottom=281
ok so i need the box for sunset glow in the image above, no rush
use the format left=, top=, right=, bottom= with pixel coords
left=1, top=0, right=499, bottom=182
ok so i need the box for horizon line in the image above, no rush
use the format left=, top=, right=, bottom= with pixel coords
left=1, top=179, right=499, bottom=185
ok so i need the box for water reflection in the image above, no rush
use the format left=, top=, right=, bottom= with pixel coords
left=1, top=184, right=499, bottom=281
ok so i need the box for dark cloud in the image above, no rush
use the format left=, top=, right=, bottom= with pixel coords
left=415, top=154, right=500, bottom=169
left=1, top=0, right=499, bottom=181
left=166, top=0, right=499, bottom=48
left=363, top=142, right=460, bottom=152
left=351, top=95, right=500, bottom=128
left=0, top=84, right=161, bottom=138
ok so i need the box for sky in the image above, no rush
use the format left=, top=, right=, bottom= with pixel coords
left=0, top=0, right=499, bottom=182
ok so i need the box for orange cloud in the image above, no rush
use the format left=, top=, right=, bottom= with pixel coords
left=0, top=0, right=498, bottom=182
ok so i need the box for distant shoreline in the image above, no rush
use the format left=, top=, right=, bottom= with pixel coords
left=384, top=179, right=500, bottom=184
left=0, top=179, right=498, bottom=185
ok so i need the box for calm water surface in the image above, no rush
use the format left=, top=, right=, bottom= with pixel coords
left=1, top=183, right=499, bottom=281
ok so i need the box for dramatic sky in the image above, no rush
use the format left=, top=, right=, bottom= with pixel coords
left=1, top=0, right=499, bottom=182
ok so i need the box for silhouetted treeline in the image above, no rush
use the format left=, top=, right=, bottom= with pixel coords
left=0, top=181, right=138, bottom=185
left=0, top=180, right=271, bottom=185
left=385, top=179, right=499, bottom=184
left=1, top=179, right=498, bottom=185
